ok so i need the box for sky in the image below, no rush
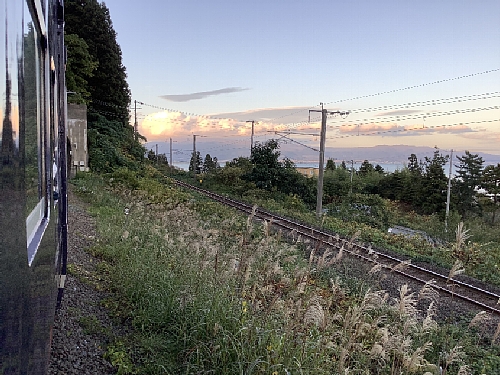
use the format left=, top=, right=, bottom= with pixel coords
left=101, top=0, right=500, bottom=165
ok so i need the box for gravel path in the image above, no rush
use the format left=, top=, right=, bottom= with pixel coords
left=48, top=186, right=117, bottom=375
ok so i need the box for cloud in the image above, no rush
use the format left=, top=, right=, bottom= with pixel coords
left=140, top=111, right=255, bottom=140
left=139, top=105, right=322, bottom=141
left=458, top=130, right=500, bottom=142
left=338, top=122, right=399, bottom=134
left=333, top=122, right=482, bottom=139
left=377, top=109, right=422, bottom=116
left=159, top=87, right=249, bottom=102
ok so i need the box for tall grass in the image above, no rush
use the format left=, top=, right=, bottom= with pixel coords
left=72, top=173, right=500, bottom=375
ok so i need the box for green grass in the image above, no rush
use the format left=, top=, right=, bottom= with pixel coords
left=191, top=177, right=500, bottom=287
left=71, top=172, right=500, bottom=375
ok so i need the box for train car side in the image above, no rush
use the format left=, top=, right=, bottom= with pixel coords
left=1, top=0, right=67, bottom=374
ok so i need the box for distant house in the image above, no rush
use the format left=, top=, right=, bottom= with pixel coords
left=296, top=167, right=319, bottom=177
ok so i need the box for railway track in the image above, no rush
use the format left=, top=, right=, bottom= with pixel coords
left=174, top=179, right=500, bottom=316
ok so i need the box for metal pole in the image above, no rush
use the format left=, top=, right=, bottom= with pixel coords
left=192, top=134, right=197, bottom=180
left=247, top=120, right=255, bottom=154
left=251, top=121, right=255, bottom=151
left=316, top=105, right=327, bottom=217
left=134, top=100, right=137, bottom=139
left=170, top=138, right=173, bottom=167
left=350, top=160, right=354, bottom=194
left=445, top=149, right=453, bottom=232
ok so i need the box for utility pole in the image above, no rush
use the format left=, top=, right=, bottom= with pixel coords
left=133, top=100, right=143, bottom=140
left=350, top=160, right=354, bottom=194
left=445, top=149, right=453, bottom=232
left=134, top=100, right=138, bottom=138
left=309, top=104, right=349, bottom=217
left=155, top=144, right=159, bottom=165
left=192, top=135, right=197, bottom=179
left=246, top=120, right=255, bottom=153
left=170, top=138, right=173, bottom=167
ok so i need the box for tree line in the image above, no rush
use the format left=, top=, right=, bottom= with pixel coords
left=65, top=0, right=146, bottom=172
left=188, top=141, right=500, bottom=226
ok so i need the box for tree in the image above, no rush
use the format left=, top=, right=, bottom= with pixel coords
left=65, top=34, right=98, bottom=104
left=243, top=140, right=314, bottom=204
left=407, top=153, right=423, bottom=175
left=453, top=151, right=484, bottom=217
left=481, top=163, right=500, bottom=224
left=65, top=0, right=146, bottom=171
left=147, top=149, right=156, bottom=162
left=374, top=164, right=384, bottom=174
left=189, top=151, right=202, bottom=174
left=405, top=153, right=424, bottom=208
left=323, top=168, right=351, bottom=202
left=340, top=161, right=347, bottom=170
left=246, top=140, right=282, bottom=190
left=202, top=154, right=218, bottom=173
left=226, top=156, right=253, bottom=173
left=213, top=157, right=220, bottom=170
left=358, top=160, right=374, bottom=176
left=87, top=113, right=142, bottom=172
left=65, top=0, right=131, bottom=123
left=326, top=158, right=336, bottom=171
left=420, top=150, right=449, bottom=215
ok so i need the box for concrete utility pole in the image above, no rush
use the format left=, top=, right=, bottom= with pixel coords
left=445, top=149, right=453, bottom=232
left=170, top=138, right=173, bottom=167
left=133, top=100, right=143, bottom=140
left=246, top=120, right=255, bottom=153
left=155, top=144, right=158, bottom=165
left=350, top=160, right=354, bottom=194
left=309, top=104, right=349, bottom=217
left=134, top=100, right=138, bottom=137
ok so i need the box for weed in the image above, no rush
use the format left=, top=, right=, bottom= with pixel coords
left=73, top=173, right=500, bottom=375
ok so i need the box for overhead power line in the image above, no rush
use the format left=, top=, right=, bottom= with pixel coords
left=322, top=69, right=500, bottom=106
left=327, top=105, right=500, bottom=128
left=268, top=68, right=500, bottom=123
left=327, top=118, right=500, bottom=140
left=347, top=92, right=500, bottom=114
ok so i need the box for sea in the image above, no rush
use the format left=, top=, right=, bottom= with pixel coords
left=172, top=162, right=407, bottom=174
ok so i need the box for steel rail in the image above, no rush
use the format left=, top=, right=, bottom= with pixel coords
left=174, top=179, right=500, bottom=315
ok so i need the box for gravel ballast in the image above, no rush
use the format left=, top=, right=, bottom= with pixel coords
left=48, top=187, right=118, bottom=375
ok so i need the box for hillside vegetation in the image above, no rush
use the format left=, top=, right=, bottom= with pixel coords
left=71, top=171, right=500, bottom=374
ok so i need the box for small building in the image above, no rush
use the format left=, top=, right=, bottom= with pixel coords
left=296, top=167, right=319, bottom=177
left=67, top=103, right=89, bottom=176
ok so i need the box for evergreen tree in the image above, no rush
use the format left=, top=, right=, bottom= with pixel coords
left=189, top=151, right=202, bottom=174
left=202, top=154, right=217, bottom=173
left=65, top=0, right=146, bottom=170
left=407, top=153, right=422, bottom=175
left=65, top=0, right=131, bottom=123
left=358, top=160, right=374, bottom=176
left=213, top=157, right=220, bottom=169
left=326, top=158, right=336, bottom=171
left=405, top=153, right=424, bottom=208
left=420, top=150, right=449, bottom=215
left=481, top=163, right=500, bottom=224
left=65, top=33, right=98, bottom=104
left=453, top=151, right=484, bottom=217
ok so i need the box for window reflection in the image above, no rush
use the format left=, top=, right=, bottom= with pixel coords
left=24, top=22, right=40, bottom=216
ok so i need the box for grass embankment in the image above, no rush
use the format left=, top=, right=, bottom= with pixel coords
left=191, top=178, right=500, bottom=287
left=72, top=172, right=500, bottom=375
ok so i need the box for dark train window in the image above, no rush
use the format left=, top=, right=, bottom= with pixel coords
left=24, top=4, right=47, bottom=266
